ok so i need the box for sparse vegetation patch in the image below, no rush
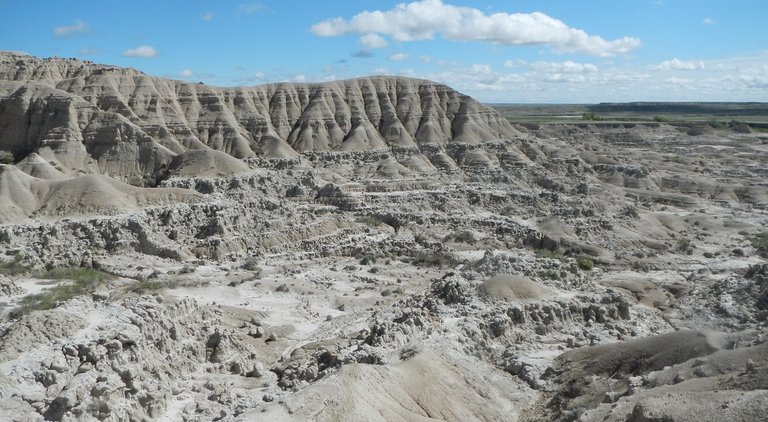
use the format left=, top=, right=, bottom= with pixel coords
left=0, top=252, right=28, bottom=276
left=17, top=268, right=114, bottom=314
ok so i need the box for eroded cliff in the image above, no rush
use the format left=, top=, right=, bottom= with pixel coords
left=0, top=52, right=519, bottom=184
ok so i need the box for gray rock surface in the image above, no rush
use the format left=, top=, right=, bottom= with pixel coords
left=0, top=54, right=766, bottom=421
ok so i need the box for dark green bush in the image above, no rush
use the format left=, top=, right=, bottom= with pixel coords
left=444, top=231, right=477, bottom=244
left=577, top=258, right=594, bottom=271
left=0, top=150, right=14, bottom=165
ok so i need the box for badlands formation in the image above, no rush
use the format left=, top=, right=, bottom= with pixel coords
left=0, top=52, right=767, bottom=421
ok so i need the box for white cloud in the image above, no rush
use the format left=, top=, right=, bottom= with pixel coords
left=541, top=74, right=586, bottom=83
left=702, top=17, right=715, bottom=25
left=530, top=61, right=597, bottom=73
left=663, top=77, right=693, bottom=87
left=53, top=20, right=88, bottom=37
left=468, top=63, right=493, bottom=76
left=238, top=3, right=264, bottom=15
left=421, top=65, right=527, bottom=93
left=311, top=0, right=640, bottom=57
left=202, top=12, right=214, bottom=22
left=179, top=69, right=194, bottom=78
left=739, top=74, right=768, bottom=89
left=655, top=58, right=704, bottom=70
left=121, top=45, right=158, bottom=58
left=389, top=53, right=408, bottom=61
left=418, top=55, right=433, bottom=63
left=595, top=70, right=651, bottom=84
left=360, top=33, right=388, bottom=49
left=504, top=59, right=527, bottom=68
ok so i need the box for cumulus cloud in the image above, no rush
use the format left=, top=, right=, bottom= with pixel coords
left=467, top=63, right=493, bottom=76
left=360, top=33, right=388, bottom=49
left=503, top=59, right=527, bottom=68
left=424, top=65, right=527, bottom=93
left=541, top=74, right=586, bottom=83
left=389, top=53, right=408, bottom=61
left=655, top=58, right=704, bottom=70
left=663, top=77, right=693, bottom=87
left=53, top=20, right=88, bottom=37
left=311, top=0, right=640, bottom=57
left=121, top=45, right=158, bottom=58
left=178, top=69, right=194, bottom=78
left=702, top=17, right=715, bottom=25
left=530, top=61, right=597, bottom=73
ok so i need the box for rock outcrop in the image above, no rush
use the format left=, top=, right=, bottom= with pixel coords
left=0, top=52, right=520, bottom=183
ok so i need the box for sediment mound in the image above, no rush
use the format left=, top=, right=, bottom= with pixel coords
left=165, top=149, right=251, bottom=179
left=481, top=274, right=553, bottom=301
left=0, top=164, right=202, bottom=220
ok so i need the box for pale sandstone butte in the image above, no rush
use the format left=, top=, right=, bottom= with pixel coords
left=0, top=52, right=520, bottom=182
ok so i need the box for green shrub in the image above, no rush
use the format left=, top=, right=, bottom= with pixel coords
left=412, top=251, right=458, bottom=268
left=577, top=258, right=594, bottom=271
left=0, top=150, right=13, bottom=165
left=358, top=253, right=382, bottom=265
left=676, top=238, right=692, bottom=253
left=444, top=231, right=477, bottom=244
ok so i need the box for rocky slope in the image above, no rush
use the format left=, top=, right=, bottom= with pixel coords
left=0, top=54, right=767, bottom=421
left=0, top=52, right=519, bottom=184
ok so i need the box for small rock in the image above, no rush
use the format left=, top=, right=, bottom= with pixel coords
left=77, top=362, right=93, bottom=374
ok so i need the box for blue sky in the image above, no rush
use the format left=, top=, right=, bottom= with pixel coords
left=1, top=0, right=766, bottom=102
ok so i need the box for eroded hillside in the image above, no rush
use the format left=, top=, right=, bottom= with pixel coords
left=0, top=54, right=766, bottom=422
